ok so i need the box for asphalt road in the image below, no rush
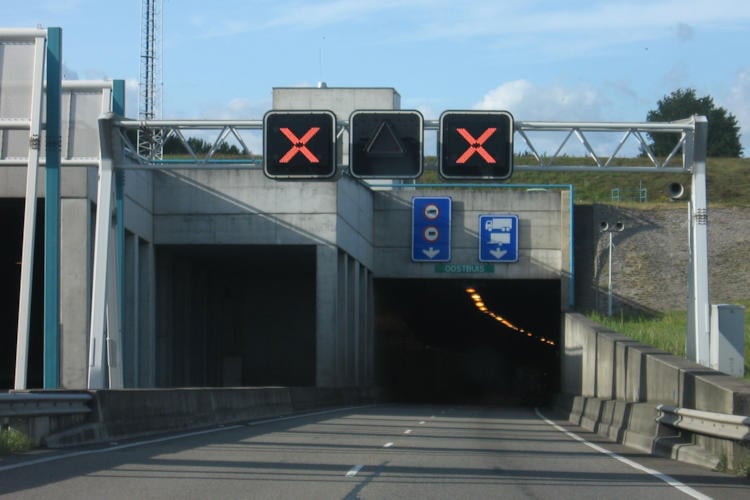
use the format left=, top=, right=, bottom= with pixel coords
left=1, top=405, right=748, bottom=499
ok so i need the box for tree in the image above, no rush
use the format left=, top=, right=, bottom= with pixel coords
left=646, top=88, right=743, bottom=157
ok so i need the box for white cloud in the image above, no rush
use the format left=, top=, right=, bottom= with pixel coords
left=405, top=0, right=750, bottom=58
left=474, top=80, right=608, bottom=121
left=473, top=80, right=652, bottom=157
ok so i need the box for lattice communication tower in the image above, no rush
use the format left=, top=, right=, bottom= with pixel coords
left=138, top=0, right=163, bottom=159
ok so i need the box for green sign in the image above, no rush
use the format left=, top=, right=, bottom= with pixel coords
left=434, top=263, right=495, bottom=274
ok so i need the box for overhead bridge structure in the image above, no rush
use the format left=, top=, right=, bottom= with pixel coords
left=2, top=31, right=710, bottom=406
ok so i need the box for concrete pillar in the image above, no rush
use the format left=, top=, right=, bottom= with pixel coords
left=316, top=244, right=339, bottom=386
left=123, top=231, right=136, bottom=387
left=59, top=198, right=91, bottom=389
left=352, top=259, right=361, bottom=385
left=138, top=238, right=155, bottom=387
left=336, top=251, right=348, bottom=384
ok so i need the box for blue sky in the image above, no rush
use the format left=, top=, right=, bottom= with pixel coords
left=5, top=0, right=750, bottom=156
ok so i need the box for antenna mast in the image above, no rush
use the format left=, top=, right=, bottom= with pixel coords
left=138, top=0, right=163, bottom=159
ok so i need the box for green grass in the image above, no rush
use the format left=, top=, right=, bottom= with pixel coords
left=419, top=156, right=750, bottom=206
left=588, top=300, right=750, bottom=380
left=0, top=427, right=33, bottom=455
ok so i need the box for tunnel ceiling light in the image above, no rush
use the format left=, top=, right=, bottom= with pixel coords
left=463, top=287, right=557, bottom=350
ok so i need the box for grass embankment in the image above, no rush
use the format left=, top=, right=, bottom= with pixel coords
left=419, top=156, right=750, bottom=206
left=590, top=301, right=750, bottom=381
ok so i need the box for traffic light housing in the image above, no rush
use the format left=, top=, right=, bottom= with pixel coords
left=263, top=110, right=337, bottom=179
left=349, top=110, right=423, bottom=179
left=439, top=110, right=514, bottom=180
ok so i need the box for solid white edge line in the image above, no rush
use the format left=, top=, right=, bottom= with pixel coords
left=346, top=464, right=364, bottom=477
left=0, top=404, right=377, bottom=473
left=534, top=408, right=713, bottom=500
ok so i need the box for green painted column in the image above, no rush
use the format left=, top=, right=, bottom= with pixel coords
left=43, top=27, right=62, bottom=389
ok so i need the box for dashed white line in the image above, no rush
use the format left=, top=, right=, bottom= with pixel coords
left=346, top=464, right=364, bottom=478
left=404, top=429, right=412, bottom=434
left=534, top=408, right=712, bottom=500
left=383, top=442, right=394, bottom=448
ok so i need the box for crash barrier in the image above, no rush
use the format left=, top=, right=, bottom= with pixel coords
left=657, top=405, right=750, bottom=442
left=0, top=392, right=93, bottom=446
left=559, top=313, right=750, bottom=472
left=4, top=387, right=379, bottom=448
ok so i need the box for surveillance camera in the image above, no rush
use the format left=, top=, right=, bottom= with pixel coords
left=600, top=221, right=609, bottom=232
left=667, top=182, right=685, bottom=201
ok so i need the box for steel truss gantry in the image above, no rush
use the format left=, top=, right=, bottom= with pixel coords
left=90, top=114, right=710, bottom=387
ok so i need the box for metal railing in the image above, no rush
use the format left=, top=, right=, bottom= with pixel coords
left=657, top=404, right=750, bottom=441
left=0, top=393, right=93, bottom=419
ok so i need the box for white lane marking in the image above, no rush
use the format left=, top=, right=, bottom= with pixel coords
left=383, top=442, right=394, bottom=448
left=419, top=420, right=426, bottom=425
left=534, top=408, right=712, bottom=500
left=346, top=464, right=364, bottom=477
left=404, top=429, right=412, bottom=434
left=0, top=404, right=377, bottom=473
left=0, top=423, right=244, bottom=473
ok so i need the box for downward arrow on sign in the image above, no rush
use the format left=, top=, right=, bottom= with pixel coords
left=490, top=248, right=507, bottom=259
left=422, top=247, right=441, bottom=259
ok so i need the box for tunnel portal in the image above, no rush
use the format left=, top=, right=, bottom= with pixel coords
left=375, top=278, right=561, bottom=405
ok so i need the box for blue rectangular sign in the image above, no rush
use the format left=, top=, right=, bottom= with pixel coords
left=479, top=214, right=519, bottom=263
left=412, top=197, right=451, bottom=262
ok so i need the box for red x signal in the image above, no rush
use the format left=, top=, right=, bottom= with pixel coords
left=279, top=127, right=320, bottom=163
left=456, top=127, right=496, bottom=164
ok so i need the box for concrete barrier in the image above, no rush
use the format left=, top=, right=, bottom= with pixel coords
left=560, top=313, right=750, bottom=472
left=41, top=386, right=377, bottom=448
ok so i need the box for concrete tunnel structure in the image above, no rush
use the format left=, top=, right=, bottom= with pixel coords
left=2, top=84, right=572, bottom=402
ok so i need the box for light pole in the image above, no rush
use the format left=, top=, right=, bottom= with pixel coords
left=600, top=220, right=625, bottom=317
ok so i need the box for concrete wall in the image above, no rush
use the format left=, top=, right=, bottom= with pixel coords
left=561, top=312, right=750, bottom=470
left=37, top=386, right=379, bottom=448
left=372, top=187, right=571, bottom=301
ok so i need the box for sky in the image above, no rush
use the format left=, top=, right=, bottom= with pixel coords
left=4, top=0, right=750, bottom=157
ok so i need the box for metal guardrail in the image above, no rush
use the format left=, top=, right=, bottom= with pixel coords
left=0, top=393, right=93, bottom=419
left=657, top=404, right=750, bottom=441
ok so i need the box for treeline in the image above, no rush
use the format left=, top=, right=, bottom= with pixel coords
left=163, top=136, right=245, bottom=156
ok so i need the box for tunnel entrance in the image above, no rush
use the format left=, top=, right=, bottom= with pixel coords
left=375, top=278, right=560, bottom=406
left=155, top=244, right=317, bottom=388
left=0, top=198, right=44, bottom=390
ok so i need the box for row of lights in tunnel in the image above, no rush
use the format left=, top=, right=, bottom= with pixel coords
left=465, top=288, right=557, bottom=348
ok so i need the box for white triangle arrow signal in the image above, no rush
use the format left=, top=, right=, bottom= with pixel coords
left=422, top=247, right=441, bottom=259
left=490, top=248, right=507, bottom=259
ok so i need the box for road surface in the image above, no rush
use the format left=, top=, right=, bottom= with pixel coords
left=1, top=405, right=748, bottom=499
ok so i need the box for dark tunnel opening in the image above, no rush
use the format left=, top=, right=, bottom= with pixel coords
left=375, top=278, right=561, bottom=406
left=0, top=198, right=45, bottom=390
